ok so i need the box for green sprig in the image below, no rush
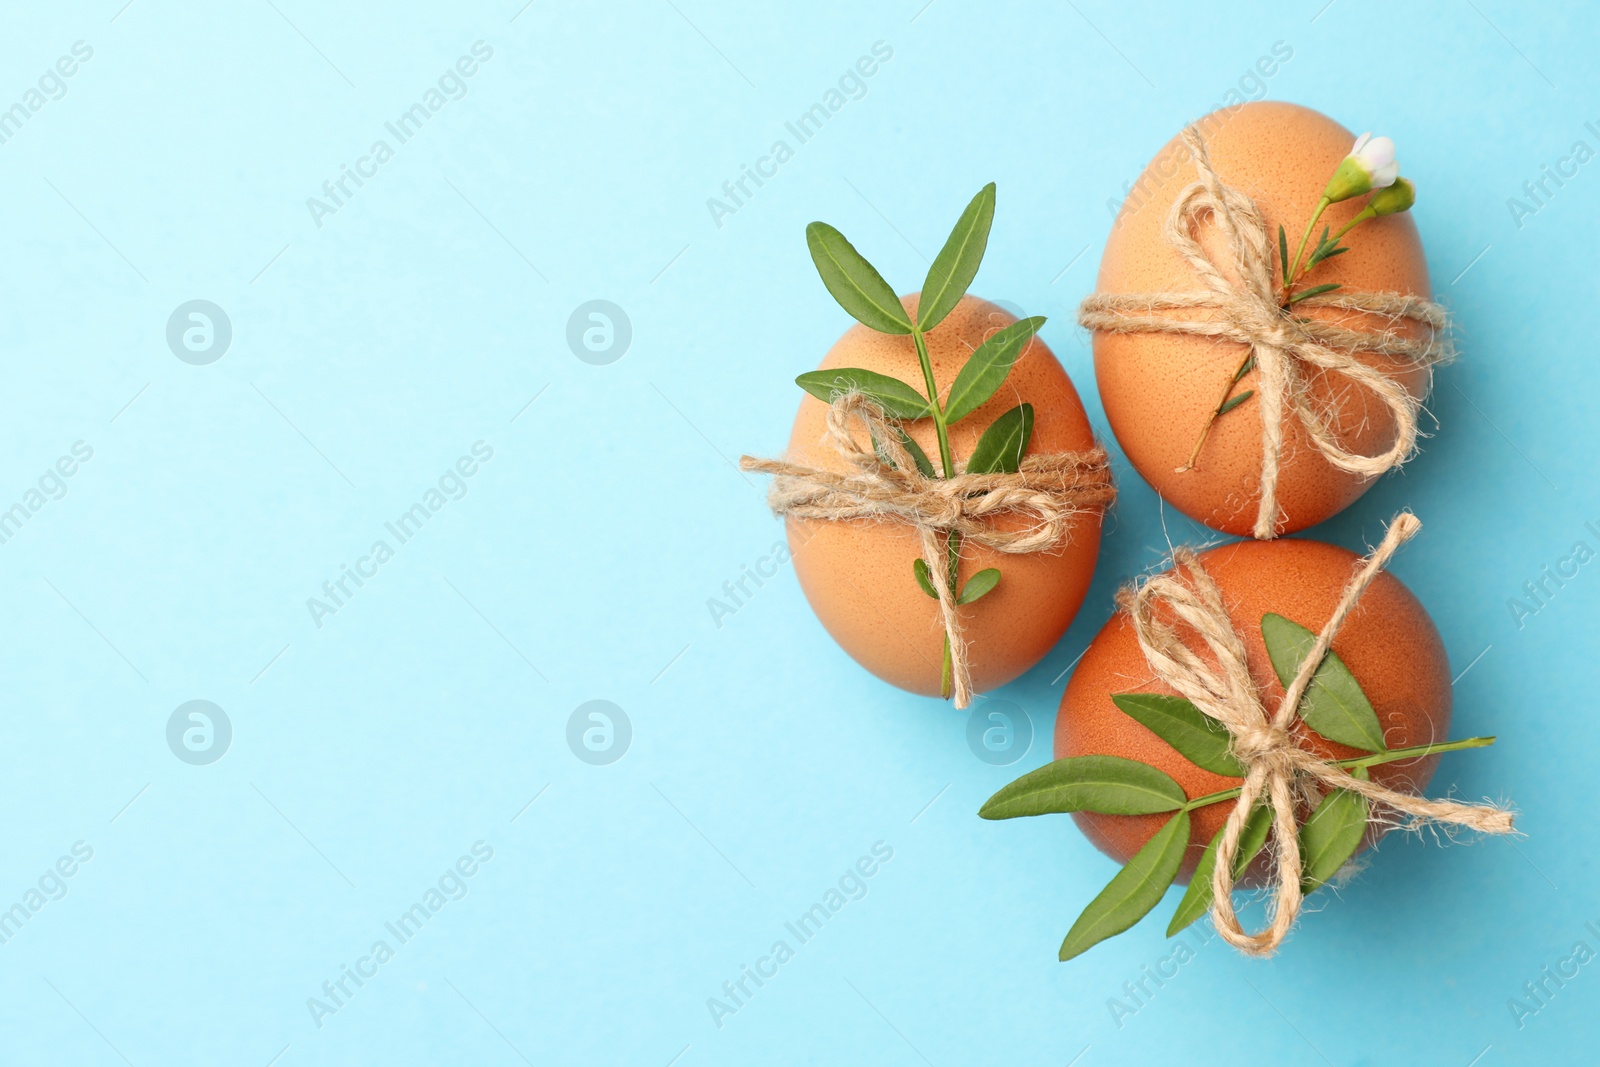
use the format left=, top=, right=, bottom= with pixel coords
left=1184, top=152, right=1422, bottom=472
left=800, top=184, right=1038, bottom=701
left=980, top=611, right=1499, bottom=961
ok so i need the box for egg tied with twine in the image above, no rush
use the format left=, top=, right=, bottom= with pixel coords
left=740, top=392, right=1114, bottom=709
left=1120, top=511, right=1514, bottom=956
left=1079, top=127, right=1454, bottom=540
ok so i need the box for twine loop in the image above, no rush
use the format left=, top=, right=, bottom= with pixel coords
left=1079, top=127, right=1454, bottom=539
left=740, top=392, right=1113, bottom=708
left=1119, top=511, right=1514, bottom=955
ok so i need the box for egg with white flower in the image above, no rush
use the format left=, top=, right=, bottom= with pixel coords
left=1089, top=102, right=1437, bottom=537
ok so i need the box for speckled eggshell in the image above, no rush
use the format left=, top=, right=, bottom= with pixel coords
left=787, top=294, right=1102, bottom=697
left=1055, top=537, right=1450, bottom=883
left=1093, top=101, right=1434, bottom=537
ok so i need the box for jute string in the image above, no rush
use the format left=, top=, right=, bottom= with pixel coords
left=739, top=392, right=1114, bottom=708
left=1120, top=511, right=1514, bottom=956
left=1079, top=128, right=1454, bottom=540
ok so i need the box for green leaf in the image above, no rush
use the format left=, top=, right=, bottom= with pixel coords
left=1299, top=767, right=1369, bottom=892
left=1110, top=693, right=1244, bottom=777
left=1060, top=810, right=1190, bottom=961
left=979, top=755, right=1186, bottom=820
left=1261, top=613, right=1387, bottom=752
left=1287, top=282, right=1341, bottom=304
left=912, top=558, right=938, bottom=599
left=870, top=433, right=892, bottom=468
left=964, top=403, right=1034, bottom=475
left=1167, top=803, right=1273, bottom=935
left=917, top=183, right=996, bottom=333
left=943, top=316, right=1045, bottom=425
left=795, top=368, right=930, bottom=420
left=805, top=222, right=912, bottom=334
left=894, top=429, right=935, bottom=477
left=1277, top=224, right=1290, bottom=284
left=1310, top=244, right=1349, bottom=268
left=1217, top=389, right=1254, bottom=416
left=1232, top=354, right=1257, bottom=383
left=958, top=568, right=1001, bottom=605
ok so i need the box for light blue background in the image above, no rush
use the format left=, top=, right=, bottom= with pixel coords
left=0, top=1, right=1592, bottom=1063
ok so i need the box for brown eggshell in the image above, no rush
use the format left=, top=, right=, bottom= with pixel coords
left=787, top=294, right=1102, bottom=697
left=1055, top=537, right=1450, bottom=883
left=1093, top=101, right=1434, bottom=536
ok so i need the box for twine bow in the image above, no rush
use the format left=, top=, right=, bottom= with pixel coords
left=740, top=392, right=1114, bottom=708
left=1120, top=511, right=1514, bottom=956
left=1079, top=128, right=1454, bottom=540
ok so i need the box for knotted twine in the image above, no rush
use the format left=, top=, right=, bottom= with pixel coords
left=1121, top=511, right=1514, bottom=956
left=739, top=392, right=1114, bottom=709
left=1079, top=127, right=1455, bottom=540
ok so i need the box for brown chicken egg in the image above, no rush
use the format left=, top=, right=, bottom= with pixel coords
left=1055, top=536, right=1449, bottom=881
left=786, top=293, right=1102, bottom=698
left=1091, top=101, right=1435, bottom=537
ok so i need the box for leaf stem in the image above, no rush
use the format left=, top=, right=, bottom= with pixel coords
left=911, top=328, right=954, bottom=478
left=1340, top=735, right=1496, bottom=769
left=1328, top=206, right=1376, bottom=248
left=1177, top=736, right=1498, bottom=813
left=912, top=325, right=962, bottom=699
left=1176, top=352, right=1254, bottom=473
left=940, top=633, right=952, bottom=698
left=1283, top=195, right=1330, bottom=301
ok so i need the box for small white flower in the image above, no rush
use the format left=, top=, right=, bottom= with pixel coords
left=1349, top=132, right=1400, bottom=189
left=1323, top=132, right=1402, bottom=203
